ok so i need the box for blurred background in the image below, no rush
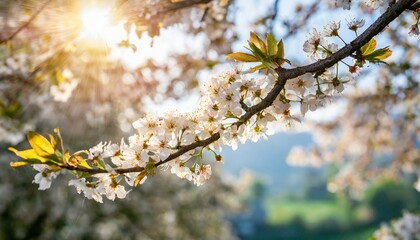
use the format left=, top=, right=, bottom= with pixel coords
left=0, top=0, right=418, bottom=239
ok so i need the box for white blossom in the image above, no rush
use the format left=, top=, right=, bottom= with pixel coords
left=88, top=141, right=106, bottom=159
left=365, top=0, right=385, bottom=9
left=323, top=21, right=341, bottom=37
left=69, top=178, right=103, bottom=203
left=32, top=164, right=60, bottom=190
left=347, top=18, right=365, bottom=31
left=373, top=212, right=420, bottom=240
left=193, top=164, right=212, bottom=186
left=303, top=28, right=327, bottom=61
left=50, top=80, right=78, bottom=102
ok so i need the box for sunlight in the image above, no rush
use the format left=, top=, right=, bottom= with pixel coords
left=80, top=7, right=112, bottom=41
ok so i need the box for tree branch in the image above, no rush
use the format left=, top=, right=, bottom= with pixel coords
left=62, top=0, right=416, bottom=176
left=0, top=0, right=51, bottom=44
left=132, top=0, right=214, bottom=22
left=162, top=0, right=214, bottom=13
left=407, top=1, right=420, bottom=10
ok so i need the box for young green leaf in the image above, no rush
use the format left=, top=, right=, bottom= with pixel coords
left=54, top=128, right=64, bottom=154
left=249, top=32, right=267, bottom=54
left=134, top=170, right=148, bottom=187
left=361, top=38, right=377, bottom=56
left=27, top=131, right=55, bottom=156
left=9, top=148, right=42, bottom=160
left=10, top=162, right=31, bottom=168
left=266, top=33, right=278, bottom=56
left=276, top=40, right=284, bottom=59
left=9, top=158, right=49, bottom=168
left=48, top=134, right=57, bottom=151
left=247, top=41, right=266, bottom=60
left=250, top=63, right=269, bottom=73
left=366, top=47, right=392, bottom=62
left=226, top=52, right=259, bottom=62
left=69, top=154, right=92, bottom=169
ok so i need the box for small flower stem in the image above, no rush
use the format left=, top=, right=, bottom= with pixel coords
left=340, top=60, right=351, bottom=67
left=315, top=77, right=323, bottom=93
left=336, top=64, right=339, bottom=78
left=337, top=34, right=347, bottom=45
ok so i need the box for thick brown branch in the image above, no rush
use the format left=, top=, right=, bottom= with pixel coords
left=63, top=0, right=415, bottom=176
left=407, top=1, right=420, bottom=10
left=279, top=0, right=416, bottom=80
left=0, top=0, right=51, bottom=44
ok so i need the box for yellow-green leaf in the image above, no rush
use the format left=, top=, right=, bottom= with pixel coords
left=247, top=42, right=266, bottom=60
left=134, top=171, right=148, bottom=187
left=48, top=134, right=57, bottom=151
left=361, top=38, right=377, bottom=56
left=54, top=128, right=64, bottom=153
left=276, top=40, right=284, bottom=59
left=78, top=160, right=92, bottom=169
left=27, top=131, right=55, bottom=156
left=9, top=148, right=39, bottom=159
left=266, top=33, right=278, bottom=56
left=250, top=32, right=267, bottom=54
left=226, top=52, right=258, bottom=62
left=10, top=161, right=30, bottom=168
left=250, top=63, right=269, bottom=73
left=371, top=47, right=392, bottom=60
left=69, top=154, right=92, bottom=169
left=9, top=157, right=46, bottom=167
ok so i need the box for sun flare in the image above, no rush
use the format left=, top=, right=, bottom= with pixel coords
left=80, top=8, right=111, bottom=39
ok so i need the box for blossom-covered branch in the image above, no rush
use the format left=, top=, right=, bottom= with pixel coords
left=8, top=0, right=417, bottom=203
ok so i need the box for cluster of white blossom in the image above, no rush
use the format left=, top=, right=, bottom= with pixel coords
left=36, top=70, right=349, bottom=201
left=0, top=53, right=28, bottom=76
left=29, top=19, right=370, bottom=202
left=49, top=69, right=79, bottom=102
left=325, top=0, right=392, bottom=9
left=303, top=18, right=364, bottom=62
left=373, top=211, right=420, bottom=240
left=286, top=60, right=419, bottom=196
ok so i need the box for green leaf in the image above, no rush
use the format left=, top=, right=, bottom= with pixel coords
left=54, top=128, right=64, bottom=154
left=283, top=58, right=292, bottom=65
left=9, top=148, right=40, bottom=159
left=69, top=154, right=92, bottom=169
left=27, top=131, right=55, bottom=156
left=249, top=32, right=267, bottom=54
left=266, top=33, right=278, bottom=56
left=92, top=157, right=106, bottom=170
left=48, top=134, right=57, bottom=151
left=9, top=147, right=61, bottom=168
left=10, top=162, right=30, bottom=168
left=366, top=47, right=392, bottom=61
left=146, top=158, right=157, bottom=176
left=361, top=38, right=377, bottom=56
left=247, top=42, right=266, bottom=60
left=276, top=40, right=284, bottom=59
left=134, top=170, right=148, bottom=187
left=250, top=63, right=269, bottom=73
left=226, top=52, right=258, bottom=62
left=42, top=154, right=62, bottom=164
left=10, top=158, right=46, bottom=168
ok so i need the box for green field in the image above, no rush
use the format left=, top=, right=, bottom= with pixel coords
left=265, top=198, right=351, bottom=227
